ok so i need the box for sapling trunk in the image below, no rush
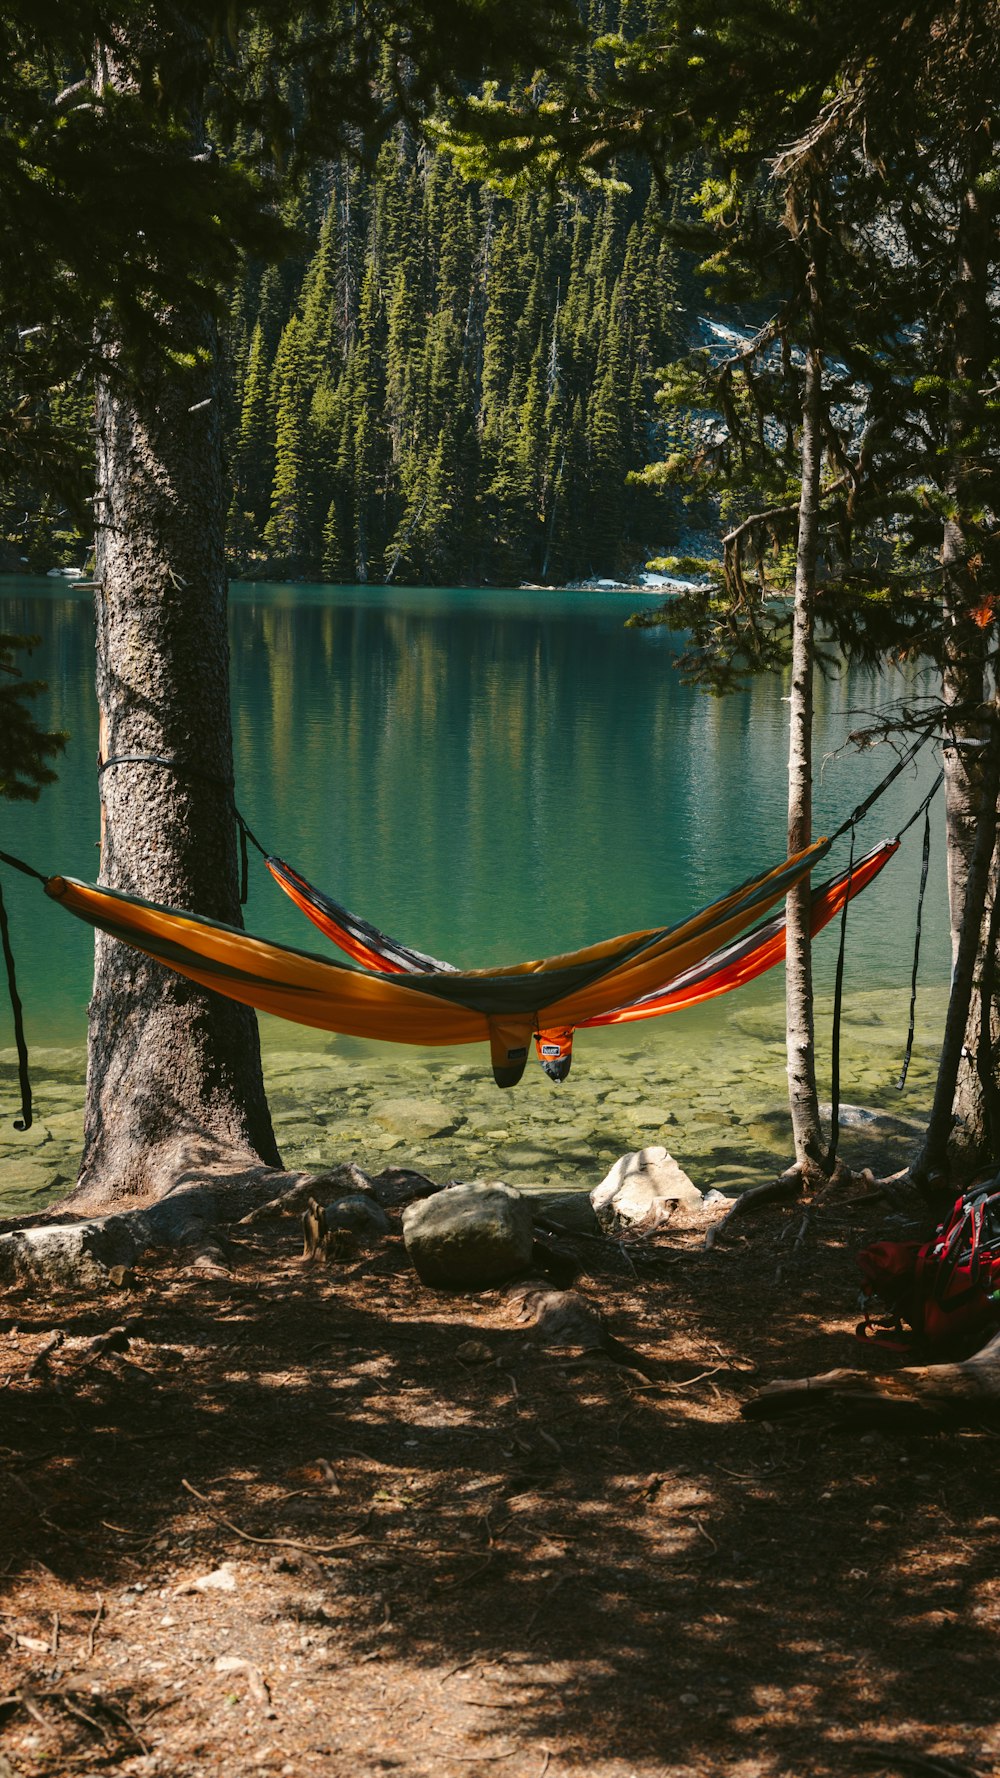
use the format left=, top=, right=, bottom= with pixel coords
left=785, top=266, right=826, bottom=1177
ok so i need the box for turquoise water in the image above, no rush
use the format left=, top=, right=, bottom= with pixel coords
left=0, top=576, right=950, bottom=1209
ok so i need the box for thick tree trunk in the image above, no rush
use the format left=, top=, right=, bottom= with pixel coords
left=785, top=280, right=825, bottom=1176
left=941, top=181, right=992, bottom=962
left=917, top=737, right=999, bottom=1183
left=67, top=37, right=280, bottom=1213
left=927, top=176, right=1000, bottom=1180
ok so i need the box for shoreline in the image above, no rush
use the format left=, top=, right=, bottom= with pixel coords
left=0, top=980, right=946, bottom=1219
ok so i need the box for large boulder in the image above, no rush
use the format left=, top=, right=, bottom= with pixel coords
left=0, top=1216, right=142, bottom=1289
left=590, top=1146, right=703, bottom=1232
left=402, top=1181, right=534, bottom=1287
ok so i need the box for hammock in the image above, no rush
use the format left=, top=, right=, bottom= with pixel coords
left=267, top=839, right=898, bottom=1080
left=42, top=836, right=830, bottom=1086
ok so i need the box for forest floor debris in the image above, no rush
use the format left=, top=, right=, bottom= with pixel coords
left=1, top=1183, right=998, bottom=1778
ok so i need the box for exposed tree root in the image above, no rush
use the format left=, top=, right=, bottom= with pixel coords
left=744, top=1328, right=1000, bottom=1426
left=704, top=1172, right=805, bottom=1249
left=0, top=1150, right=396, bottom=1291
left=704, top=1156, right=921, bottom=1252
left=0, top=1151, right=540, bottom=1292
left=507, top=1284, right=660, bottom=1378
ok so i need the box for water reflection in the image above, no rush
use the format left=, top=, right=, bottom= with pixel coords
left=0, top=577, right=948, bottom=1049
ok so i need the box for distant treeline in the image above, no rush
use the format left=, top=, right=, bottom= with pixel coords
left=225, top=141, right=693, bottom=587
left=5, top=0, right=705, bottom=588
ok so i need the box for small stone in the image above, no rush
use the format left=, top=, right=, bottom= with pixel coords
left=455, top=1339, right=493, bottom=1363
left=529, top=1190, right=601, bottom=1236
left=323, top=1195, right=391, bottom=1237
left=0, top=1216, right=141, bottom=1289
left=188, top=1562, right=238, bottom=1593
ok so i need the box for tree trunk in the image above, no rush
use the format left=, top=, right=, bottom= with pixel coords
left=785, top=251, right=826, bottom=1176
left=928, top=174, right=999, bottom=1180
left=940, top=181, right=992, bottom=956
left=67, top=35, right=280, bottom=1212
left=916, top=737, right=999, bottom=1184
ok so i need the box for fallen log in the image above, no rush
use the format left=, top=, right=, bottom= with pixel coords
left=744, top=1328, right=1000, bottom=1425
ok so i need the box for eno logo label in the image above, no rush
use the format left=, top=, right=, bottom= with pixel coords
left=506, top=1046, right=528, bottom=1061
left=540, top=1043, right=562, bottom=1058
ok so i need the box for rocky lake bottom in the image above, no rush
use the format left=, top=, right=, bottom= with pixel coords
left=0, top=980, right=948, bottom=1218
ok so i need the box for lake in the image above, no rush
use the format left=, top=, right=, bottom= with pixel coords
left=0, top=576, right=950, bottom=1212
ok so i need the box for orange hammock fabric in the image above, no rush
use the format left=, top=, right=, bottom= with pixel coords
left=44, top=835, right=830, bottom=1086
left=267, top=840, right=897, bottom=1080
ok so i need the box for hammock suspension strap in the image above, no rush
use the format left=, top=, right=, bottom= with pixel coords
left=823, top=825, right=855, bottom=1173
left=895, top=773, right=942, bottom=1093
left=97, top=750, right=265, bottom=905
left=0, top=878, right=32, bottom=1130
left=830, top=727, right=935, bottom=843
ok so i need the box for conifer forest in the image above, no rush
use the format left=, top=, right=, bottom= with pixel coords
left=227, top=149, right=688, bottom=587
left=5, top=6, right=694, bottom=589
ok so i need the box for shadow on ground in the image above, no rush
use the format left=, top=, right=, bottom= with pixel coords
left=1, top=1201, right=997, bottom=1778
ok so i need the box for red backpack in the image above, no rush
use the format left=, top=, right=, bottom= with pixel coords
left=857, top=1179, right=1000, bottom=1352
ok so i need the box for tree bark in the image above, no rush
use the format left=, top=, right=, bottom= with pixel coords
left=929, top=173, right=999, bottom=1180
left=916, top=736, right=999, bottom=1183
left=67, top=33, right=280, bottom=1212
left=785, top=239, right=826, bottom=1177
left=940, top=180, right=993, bottom=961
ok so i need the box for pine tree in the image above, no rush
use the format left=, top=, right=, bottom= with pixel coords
left=264, top=315, right=310, bottom=570
left=228, top=322, right=274, bottom=562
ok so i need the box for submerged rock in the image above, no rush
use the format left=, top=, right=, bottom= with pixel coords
left=591, top=1145, right=703, bottom=1232
left=371, top=1097, right=463, bottom=1140
left=402, top=1180, right=534, bottom=1286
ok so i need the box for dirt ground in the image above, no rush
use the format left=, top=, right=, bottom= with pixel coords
left=1, top=1182, right=998, bottom=1778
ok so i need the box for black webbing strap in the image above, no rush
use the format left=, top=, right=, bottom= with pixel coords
left=0, top=877, right=32, bottom=1131
left=98, top=752, right=234, bottom=791
left=894, top=768, right=944, bottom=844
left=896, top=794, right=935, bottom=1092
left=0, top=846, right=47, bottom=885
left=235, top=810, right=267, bottom=905
left=823, top=760, right=944, bottom=1155
left=830, top=727, right=934, bottom=843
left=978, top=875, right=1000, bottom=1153
left=97, top=751, right=265, bottom=906
left=824, top=825, right=855, bottom=1172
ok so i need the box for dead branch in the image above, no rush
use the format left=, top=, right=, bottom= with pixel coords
left=704, top=1173, right=805, bottom=1250
left=744, top=1327, right=1000, bottom=1425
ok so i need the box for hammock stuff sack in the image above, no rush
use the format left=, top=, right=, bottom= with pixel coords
left=43, top=836, right=831, bottom=1087
left=266, top=839, right=898, bottom=1081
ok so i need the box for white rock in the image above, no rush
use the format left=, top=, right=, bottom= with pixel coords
left=190, top=1563, right=238, bottom=1593
left=590, top=1146, right=703, bottom=1231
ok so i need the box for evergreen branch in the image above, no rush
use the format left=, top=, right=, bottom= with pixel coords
left=721, top=472, right=849, bottom=553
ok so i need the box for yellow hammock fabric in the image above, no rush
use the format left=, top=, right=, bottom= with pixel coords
left=45, top=836, right=829, bottom=1086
